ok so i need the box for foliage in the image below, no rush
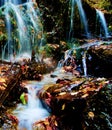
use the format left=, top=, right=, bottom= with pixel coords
left=44, top=44, right=54, bottom=57
left=108, top=25, right=112, bottom=32
left=85, top=0, right=112, bottom=13
left=0, top=33, right=7, bottom=42
left=83, top=83, right=112, bottom=130
left=67, top=39, right=84, bottom=60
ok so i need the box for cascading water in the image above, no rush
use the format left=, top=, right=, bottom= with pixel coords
left=62, top=41, right=103, bottom=77
left=4, top=7, right=12, bottom=59
left=26, top=2, right=44, bottom=49
left=69, top=0, right=75, bottom=40
left=13, top=81, right=50, bottom=130
left=75, top=0, right=89, bottom=38
left=96, top=9, right=109, bottom=38
left=0, top=0, right=43, bottom=60
left=12, top=71, right=75, bottom=129
left=69, top=0, right=90, bottom=40
left=8, top=3, right=30, bottom=54
left=0, top=0, right=21, bottom=6
left=82, top=49, right=87, bottom=77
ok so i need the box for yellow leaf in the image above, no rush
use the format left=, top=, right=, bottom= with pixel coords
left=0, top=78, right=5, bottom=82
left=62, top=104, right=65, bottom=110
left=44, top=121, right=49, bottom=125
left=88, top=111, right=94, bottom=119
left=58, top=92, right=66, bottom=96
left=3, top=83, right=7, bottom=87
left=54, top=121, right=58, bottom=126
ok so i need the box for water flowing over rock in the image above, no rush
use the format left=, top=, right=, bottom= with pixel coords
left=0, top=0, right=112, bottom=130
left=38, top=76, right=111, bottom=130
left=0, top=1, right=43, bottom=60
left=69, top=0, right=90, bottom=40
left=96, top=9, right=109, bottom=38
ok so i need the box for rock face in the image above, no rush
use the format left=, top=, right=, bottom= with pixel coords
left=37, top=0, right=70, bottom=42
left=87, top=43, right=112, bottom=77
left=36, top=0, right=112, bottom=41
left=0, top=61, right=22, bottom=107
left=38, top=77, right=109, bottom=129
left=83, top=0, right=112, bottom=35
left=0, top=0, right=112, bottom=48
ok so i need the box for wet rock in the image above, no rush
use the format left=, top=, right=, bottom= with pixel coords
left=50, top=74, right=58, bottom=78
left=0, top=117, right=4, bottom=127
left=0, top=62, right=22, bottom=107
left=87, top=43, right=112, bottom=77
left=38, top=77, right=108, bottom=129
left=44, top=43, right=63, bottom=60
left=21, top=61, right=47, bottom=80
left=37, top=0, right=70, bottom=41
left=33, top=115, right=59, bottom=130
left=82, top=80, right=112, bottom=130
left=0, top=114, right=18, bottom=129
left=43, top=57, right=57, bottom=71
left=88, top=43, right=112, bottom=63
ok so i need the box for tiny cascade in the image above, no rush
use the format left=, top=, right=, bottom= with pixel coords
left=0, top=0, right=44, bottom=61
left=13, top=81, right=49, bottom=130
left=69, top=0, right=90, bottom=40
left=82, top=49, right=87, bottom=77
left=59, top=41, right=103, bottom=77
left=96, top=9, right=109, bottom=38
left=58, top=49, right=74, bottom=67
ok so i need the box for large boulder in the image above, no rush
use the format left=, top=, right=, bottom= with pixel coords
left=38, top=76, right=109, bottom=129
left=87, top=43, right=112, bottom=77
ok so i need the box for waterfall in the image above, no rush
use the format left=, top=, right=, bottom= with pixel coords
left=3, top=2, right=31, bottom=58
left=69, top=0, right=75, bottom=40
left=10, top=3, right=30, bottom=53
left=0, top=0, right=44, bottom=60
left=96, top=9, right=109, bottom=38
left=75, top=0, right=89, bottom=37
left=27, top=4, right=39, bottom=32
left=26, top=3, right=44, bottom=49
left=4, top=7, right=12, bottom=59
left=1, top=0, right=22, bottom=5
left=69, top=0, right=90, bottom=40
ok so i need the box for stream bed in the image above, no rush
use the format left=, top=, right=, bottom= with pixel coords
left=7, top=68, right=75, bottom=129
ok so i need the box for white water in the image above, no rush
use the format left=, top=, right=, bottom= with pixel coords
left=0, top=1, right=43, bottom=60
left=75, top=0, right=90, bottom=37
left=27, top=4, right=39, bottom=32
left=69, top=0, right=90, bottom=40
left=82, top=50, right=87, bottom=77
left=69, top=0, right=75, bottom=40
left=13, top=81, right=49, bottom=130
left=7, top=2, right=30, bottom=54
left=96, top=9, right=109, bottom=38
left=4, top=6, right=12, bottom=59
left=12, top=70, right=75, bottom=130
left=64, top=40, right=104, bottom=77
left=0, top=0, right=22, bottom=6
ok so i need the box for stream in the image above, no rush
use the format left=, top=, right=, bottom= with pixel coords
left=12, top=80, right=49, bottom=130
left=0, top=0, right=111, bottom=129
left=10, top=67, right=74, bottom=130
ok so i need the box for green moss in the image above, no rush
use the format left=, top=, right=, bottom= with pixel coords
left=84, top=0, right=112, bottom=13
